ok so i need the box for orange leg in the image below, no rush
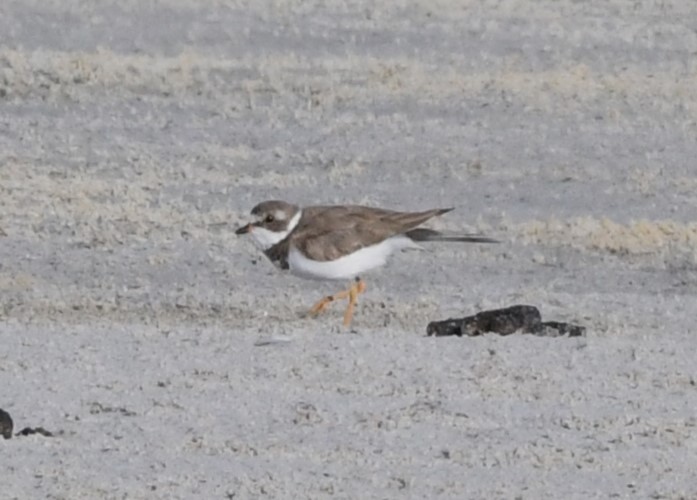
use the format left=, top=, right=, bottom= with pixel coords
left=342, top=278, right=367, bottom=326
left=308, top=278, right=367, bottom=326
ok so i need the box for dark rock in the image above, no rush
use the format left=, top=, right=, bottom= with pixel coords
left=461, top=305, right=542, bottom=336
left=425, top=318, right=462, bottom=337
left=0, top=408, right=13, bottom=439
left=16, top=427, right=54, bottom=437
left=427, top=305, right=585, bottom=338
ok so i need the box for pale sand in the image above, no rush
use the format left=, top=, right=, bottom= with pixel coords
left=1, top=1, right=696, bottom=498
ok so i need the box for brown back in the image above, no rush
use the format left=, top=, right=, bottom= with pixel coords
left=285, top=205, right=452, bottom=262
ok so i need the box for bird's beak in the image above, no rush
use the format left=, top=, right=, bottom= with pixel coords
left=235, top=223, right=253, bottom=235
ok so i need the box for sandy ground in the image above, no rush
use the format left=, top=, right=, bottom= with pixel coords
left=2, top=0, right=697, bottom=498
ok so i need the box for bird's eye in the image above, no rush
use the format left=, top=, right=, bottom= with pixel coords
left=264, top=214, right=274, bottom=223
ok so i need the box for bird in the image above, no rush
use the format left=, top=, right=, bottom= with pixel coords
left=235, top=200, right=497, bottom=326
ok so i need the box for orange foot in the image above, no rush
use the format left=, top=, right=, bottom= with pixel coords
left=308, top=278, right=367, bottom=327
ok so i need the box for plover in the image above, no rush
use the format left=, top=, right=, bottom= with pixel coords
left=236, top=200, right=496, bottom=326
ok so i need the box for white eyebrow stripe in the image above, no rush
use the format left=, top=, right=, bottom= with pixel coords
left=286, top=209, right=302, bottom=233
left=249, top=210, right=302, bottom=250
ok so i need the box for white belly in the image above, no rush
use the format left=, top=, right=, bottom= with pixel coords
left=287, top=236, right=419, bottom=281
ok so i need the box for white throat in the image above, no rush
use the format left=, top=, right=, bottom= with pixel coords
left=250, top=209, right=302, bottom=250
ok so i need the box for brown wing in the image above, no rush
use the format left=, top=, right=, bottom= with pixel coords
left=289, top=205, right=452, bottom=262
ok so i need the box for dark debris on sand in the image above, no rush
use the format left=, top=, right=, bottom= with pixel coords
left=0, top=408, right=13, bottom=439
left=0, top=408, right=56, bottom=439
left=427, top=305, right=585, bottom=338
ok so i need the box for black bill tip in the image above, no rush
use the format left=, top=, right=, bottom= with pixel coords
left=235, top=223, right=252, bottom=235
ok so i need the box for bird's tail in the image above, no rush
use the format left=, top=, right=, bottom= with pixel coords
left=406, top=228, right=499, bottom=244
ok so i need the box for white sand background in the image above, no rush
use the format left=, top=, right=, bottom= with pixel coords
left=2, top=0, right=697, bottom=498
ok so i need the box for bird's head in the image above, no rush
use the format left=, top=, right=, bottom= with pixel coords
left=235, top=200, right=301, bottom=250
